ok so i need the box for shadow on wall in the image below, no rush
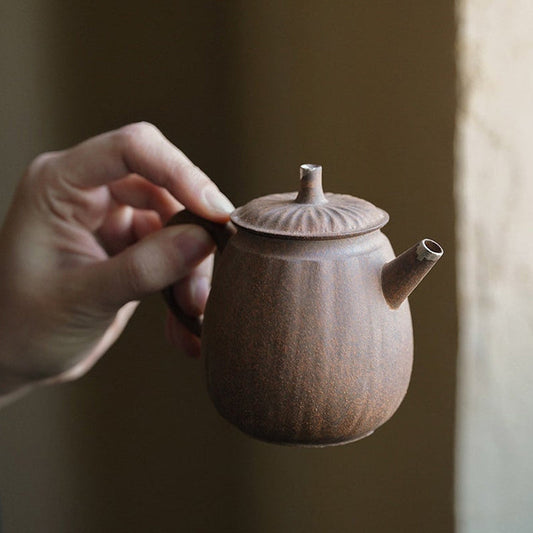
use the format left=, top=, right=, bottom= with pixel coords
left=0, top=1, right=456, bottom=532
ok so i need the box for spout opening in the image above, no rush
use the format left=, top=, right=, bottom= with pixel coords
left=417, top=239, right=444, bottom=262
left=300, top=163, right=321, bottom=172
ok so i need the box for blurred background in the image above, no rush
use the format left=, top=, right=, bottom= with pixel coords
left=0, top=1, right=456, bottom=531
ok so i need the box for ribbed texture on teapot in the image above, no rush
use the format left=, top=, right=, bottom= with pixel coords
left=230, top=165, right=390, bottom=239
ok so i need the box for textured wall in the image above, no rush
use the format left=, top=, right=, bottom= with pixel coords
left=0, top=2, right=81, bottom=531
left=456, top=0, right=533, bottom=531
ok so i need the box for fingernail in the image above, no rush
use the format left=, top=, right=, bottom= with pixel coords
left=190, top=276, right=210, bottom=316
left=204, top=186, right=234, bottom=216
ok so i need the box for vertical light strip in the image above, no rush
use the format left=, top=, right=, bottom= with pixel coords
left=456, top=1, right=533, bottom=531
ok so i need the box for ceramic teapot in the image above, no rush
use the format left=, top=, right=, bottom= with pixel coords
left=163, top=164, right=443, bottom=447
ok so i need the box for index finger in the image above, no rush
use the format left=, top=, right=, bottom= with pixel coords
left=53, top=122, right=234, bottom=222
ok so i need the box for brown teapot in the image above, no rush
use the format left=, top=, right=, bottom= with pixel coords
left=163, top=164, right=443, bottom=447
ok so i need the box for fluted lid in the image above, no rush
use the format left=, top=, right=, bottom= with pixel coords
left=230, top=164, right=389, bottom=239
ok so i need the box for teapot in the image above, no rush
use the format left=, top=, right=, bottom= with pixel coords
left=163, top=164, right=443, bottom=447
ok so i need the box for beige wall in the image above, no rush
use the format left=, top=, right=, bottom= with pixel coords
left=0, top=2, right=456, bottom=531
left=456, top=0, right=533, bottom=530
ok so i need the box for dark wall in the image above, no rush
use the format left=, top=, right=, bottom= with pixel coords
left=0, top=2, right=456, bottom=531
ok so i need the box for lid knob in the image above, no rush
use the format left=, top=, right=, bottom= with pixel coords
left=295, top=164, right=327, bottom=205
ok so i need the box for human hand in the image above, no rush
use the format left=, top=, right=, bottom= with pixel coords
left=0, top=122, right=233, bottom=402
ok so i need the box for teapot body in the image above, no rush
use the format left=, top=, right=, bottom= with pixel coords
left=202, top=228, right=413, bottom=446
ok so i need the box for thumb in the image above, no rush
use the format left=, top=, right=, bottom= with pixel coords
left=86, top=225, right=215, bottom=311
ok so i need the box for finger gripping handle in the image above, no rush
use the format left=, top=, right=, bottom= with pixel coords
left=161, top=210, right=236, bottom=337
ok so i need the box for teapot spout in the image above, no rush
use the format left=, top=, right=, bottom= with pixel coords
left=381, top=239, right=443, bottom=309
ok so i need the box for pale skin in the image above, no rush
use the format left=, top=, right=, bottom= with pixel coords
left=0, top=122, right=234, bottom=406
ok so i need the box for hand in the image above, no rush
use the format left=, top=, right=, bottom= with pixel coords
left=0, top=122, right=233, bottom=403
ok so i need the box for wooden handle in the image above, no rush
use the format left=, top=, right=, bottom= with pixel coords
left=161, top=210, right=236, bottom=337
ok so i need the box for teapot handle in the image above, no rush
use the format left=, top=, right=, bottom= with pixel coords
left=161, top=210, right=236, bottom=337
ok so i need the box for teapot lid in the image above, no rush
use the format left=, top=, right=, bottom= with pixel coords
left=230, top=164, right=389, bottom=239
